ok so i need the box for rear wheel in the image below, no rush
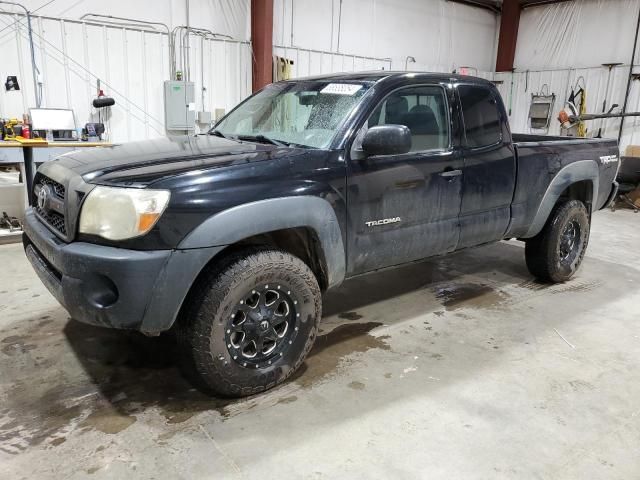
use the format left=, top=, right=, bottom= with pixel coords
left=525, top=200, right=590, bottom=283
left=177, top=249, right=321, bottom=397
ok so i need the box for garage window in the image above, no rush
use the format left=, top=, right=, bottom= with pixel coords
left=459, top=85, right=502, bottom=148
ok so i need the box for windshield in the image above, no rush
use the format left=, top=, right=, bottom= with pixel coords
left=213, top=81, right=371, bottom=148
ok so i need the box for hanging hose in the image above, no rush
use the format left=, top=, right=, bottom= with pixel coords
left=577, top=87, right=587, bottom=137
left=508, top=70, right=515, bottom=116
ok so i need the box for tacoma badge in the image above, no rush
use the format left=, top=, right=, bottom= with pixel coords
left=365, top=217, right=401, bottom=227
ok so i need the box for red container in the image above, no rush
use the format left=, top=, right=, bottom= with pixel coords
left=22, top=124, right=30, bottom=139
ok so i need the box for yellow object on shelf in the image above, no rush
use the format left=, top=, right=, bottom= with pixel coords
left=2, top=118, right=19, bottom=140
left=14, top=137, right=47, bottom=144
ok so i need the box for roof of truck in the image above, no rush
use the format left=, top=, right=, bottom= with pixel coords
left=289, top=71, right=495, bottom=86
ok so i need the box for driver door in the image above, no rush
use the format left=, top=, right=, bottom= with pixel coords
left=346, top=84, right=464, bottom=275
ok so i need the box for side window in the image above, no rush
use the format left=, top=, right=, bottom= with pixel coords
left=458, top=85, right=502, bottom=148
left=367, top=86, right=449, bottom=152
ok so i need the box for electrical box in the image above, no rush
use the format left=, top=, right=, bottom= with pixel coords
left=164, top=81, right=195, bottom=131
left=197, top=111, right=212, bottom=124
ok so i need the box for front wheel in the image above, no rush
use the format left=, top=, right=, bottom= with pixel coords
left=525, top=200, right=590, bottom=283
left=177, top=249, right=322, bottom=397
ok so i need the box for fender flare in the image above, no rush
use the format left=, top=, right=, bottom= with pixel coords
left=178, top=196, right=346, bottom=288
left=523, top=160, right=599, bottom=238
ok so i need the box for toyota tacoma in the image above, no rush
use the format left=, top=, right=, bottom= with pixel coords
left=23, top=72, right=619, bottom=396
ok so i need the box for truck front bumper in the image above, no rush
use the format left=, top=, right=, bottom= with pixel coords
left=22, top=208, right=224, bottom=333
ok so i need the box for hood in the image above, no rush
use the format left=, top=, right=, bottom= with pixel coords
left=49, top=135, right=302, bottom=187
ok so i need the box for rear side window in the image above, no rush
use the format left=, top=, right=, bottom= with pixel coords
left=459, top=85, right=502, bottom=148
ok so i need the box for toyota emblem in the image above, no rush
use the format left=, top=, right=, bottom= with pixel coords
left=37, top=185, right=50, bottom=211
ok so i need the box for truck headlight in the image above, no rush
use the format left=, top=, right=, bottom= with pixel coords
left=79, top=186, right=170, bottom=240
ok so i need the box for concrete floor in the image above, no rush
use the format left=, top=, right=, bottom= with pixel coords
left=1, top=209, right=639, bottom=479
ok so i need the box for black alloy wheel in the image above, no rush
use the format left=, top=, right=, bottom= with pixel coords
left=177, top=248, right=322, bottom=397
left=225, top=285, right=300, bottom=368
left=525, top=200, right=590, bottom=283
left=558, top=220, right=581, bottom=264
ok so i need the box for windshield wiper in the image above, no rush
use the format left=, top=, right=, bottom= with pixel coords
left=237, top=134, right=290, bottom=147
left=212, top=132, right=310, bottom=148
left=209, top=129, right=231, bottom=139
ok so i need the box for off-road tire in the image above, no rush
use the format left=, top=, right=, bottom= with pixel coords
left=525, top=200, right=590, bottom=283
left=177, top=248, right=321, bottom=397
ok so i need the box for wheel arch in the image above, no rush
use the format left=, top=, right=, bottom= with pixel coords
left=178, top=196, right=346, bottom=289
left=141, top=197, right=345, bottom=334
left=523, top=160, right=599, bottom=238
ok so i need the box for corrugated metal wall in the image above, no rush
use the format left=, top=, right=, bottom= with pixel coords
left=492, top=65, right=640, bottom=149
left=3, top=12, right=638, bottom=150
left=273, top=45, right=392, bottom=78
left=0, top=12, right=252, bottom=142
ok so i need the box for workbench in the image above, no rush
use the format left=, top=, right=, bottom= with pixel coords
left=0, top=140, right=112, bottom=243
left=0, top=139, right=112, bottom=204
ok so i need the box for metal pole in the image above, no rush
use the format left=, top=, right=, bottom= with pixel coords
left=618, top=6, right=640, bottom=145
left=336, top=0, right=342, bottom=53
left=25, top=12, right=39, bottom=106
left=201, top=35, right=205, bottom=108
left=186, top=0, right=190, bottom=81
left=597, top=63, right=621, bottom=138
left=23, top=146, right=35, bottom=205
left=572, top=111, right=640, bottom=122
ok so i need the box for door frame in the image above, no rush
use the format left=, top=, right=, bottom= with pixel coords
left=343, top=81, right=466, bottom=276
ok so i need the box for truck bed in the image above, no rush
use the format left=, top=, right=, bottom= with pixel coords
left=512, top=133, right=618, bottom=147
left=506, top=134, right=619, bottom=239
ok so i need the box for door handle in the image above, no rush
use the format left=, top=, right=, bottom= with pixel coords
left=394, top=178, right=424, bottom=189
left=439, top=169, right=462, bottom=178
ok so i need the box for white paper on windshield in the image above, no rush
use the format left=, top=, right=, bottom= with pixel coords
left=320, top=83, right=363, bottom=95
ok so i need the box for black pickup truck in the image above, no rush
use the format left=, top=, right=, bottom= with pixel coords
left=23, top=72, right=619, bottom=396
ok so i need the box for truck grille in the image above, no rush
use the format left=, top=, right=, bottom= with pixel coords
left=35, top=209, right=66, bottom=235
left=33, top=174, right=67, bottom=236
left=37, top=175, right=66, bottom=199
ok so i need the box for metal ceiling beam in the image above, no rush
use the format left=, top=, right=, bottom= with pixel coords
left=496, top=0, right=520, bottom=72
left=448, top=0, right=574, bottom=13
left=447, top=0, right=502, bottom=14
left=520, top=0, right=574, bottom=9
left=251, top=0, right=273, bottom=92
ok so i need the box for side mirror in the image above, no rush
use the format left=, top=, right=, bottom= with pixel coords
left=362, top=125, right=411, bottom=156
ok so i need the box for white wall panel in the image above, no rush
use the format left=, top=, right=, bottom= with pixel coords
left=0, top=12, right=251, bottom=143
left=491, top=65, right=640, bottom=150
left=273, top=45, right=392, bottom=78
left=516, top=0, right=640, bottom=70
left=510, top=0, right=640, bottom=151
left=274, top=0, right=498, bottom=73
left=4, top=0, right=638, bottom=152
left=10, top=0, right=250, bottom=40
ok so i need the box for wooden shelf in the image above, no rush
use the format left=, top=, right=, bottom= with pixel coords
left=51, top=142, right=113, bottom=147
left=0, top=140, right=113, bottom=148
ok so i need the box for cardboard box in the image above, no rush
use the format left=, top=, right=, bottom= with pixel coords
left=624, top=145, right=640, bottom=157
left=627, top=187, right=640, bottom=208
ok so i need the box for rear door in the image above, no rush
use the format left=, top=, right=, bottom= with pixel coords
left=457, top=84, right=516, bottom=248
left=346, top=83, right=464, bottom=275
